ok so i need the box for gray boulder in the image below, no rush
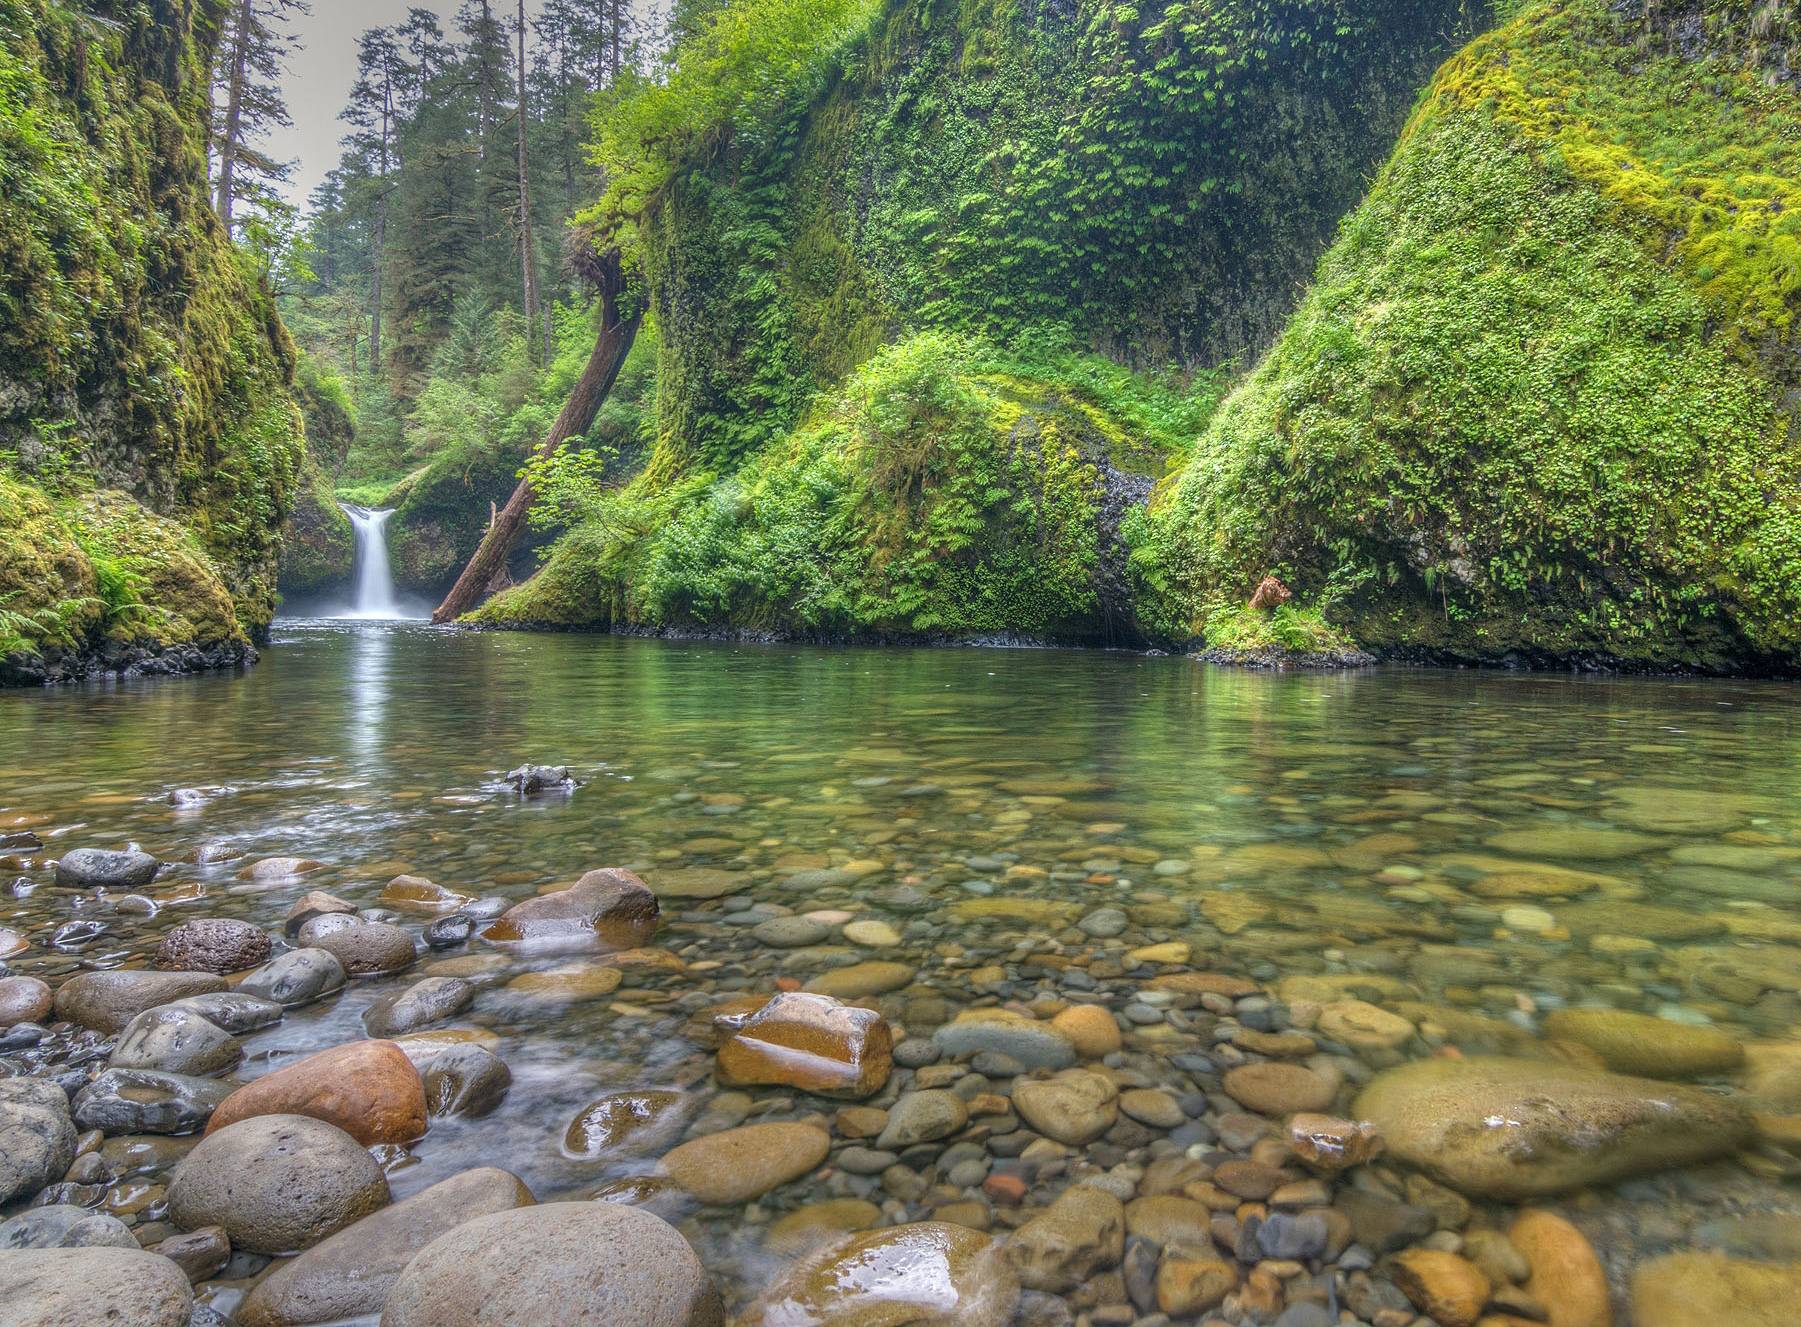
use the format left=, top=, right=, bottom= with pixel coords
left=238, top=948, right=347, bottom=1008
left=165, top=990, right=284, bottom=1035
left=0, top=1248, right=192, bottom=1327
left=109, top=1006, right=242, bottom=1077
left=155, top=918, right=272, bottom=974
left=423, top=1045, right=512, bottom=1119
left=167, top=1114, right=390, bottom=1255
left=307, top=921, right=417, bottom=977
left=74, top=1068, right=232, bottom=1135
left=52, top=969, right=228, bottom=1034
left=0, top=1205, right=137, bottom=1250
left=0, top=1079, right=76, bottom=1207
left=382, top=1201, right=723, bottom=1327
left=236, top=1167, right=533, bottom=1326
left=362, top=977, right=475, bottom=1037
left=53, top=848, right=159, bottom=890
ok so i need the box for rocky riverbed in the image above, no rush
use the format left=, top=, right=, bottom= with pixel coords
left=4, top=633, right=1801, bottom=1325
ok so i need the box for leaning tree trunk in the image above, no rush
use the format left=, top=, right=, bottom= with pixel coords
left=432, top=263, right=640, bottom=624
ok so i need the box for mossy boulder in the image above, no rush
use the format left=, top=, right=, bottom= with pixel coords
left=278, top=461, right=355, bottom=600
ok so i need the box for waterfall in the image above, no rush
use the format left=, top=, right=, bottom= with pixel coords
left=338, top=504, right=407, bottom=619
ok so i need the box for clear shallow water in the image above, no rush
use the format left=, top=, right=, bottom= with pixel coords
left=4, top=622, right=1801, bottom=1316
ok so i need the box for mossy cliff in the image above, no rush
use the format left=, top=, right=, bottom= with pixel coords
left=0, top=0, right=305, bottom=683
left=1134, top=0, right=1801, bottom=671
left=483, top=0, right=1489, bottom=640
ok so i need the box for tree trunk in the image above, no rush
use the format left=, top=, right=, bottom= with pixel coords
left=215, top=0, right=254, bottom=229
left=370, top=203, right=385, bottom=370
left=433, top=275, right=640, bottom=624
left=515, top=0, right=546, bottom=365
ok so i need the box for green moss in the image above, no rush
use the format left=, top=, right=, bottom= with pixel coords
left=65, top=490, right=246, bottom=648
left=0, top=0, right=304, bottom=654
left=1201, top=603, right=1360, bottom=655
left=278, top=458, right=355, bottom=597
left=0, top=472, right=100, bottom=659
left=1132, top=0, right=1801, bottom=669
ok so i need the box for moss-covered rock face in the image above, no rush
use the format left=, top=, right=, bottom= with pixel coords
left=278, top=461, right=355, bottom=599
left=1, top=0, right=304, bottom=679
left=1133, top=0, right=1801, bottom=672
left=387, top=446, right=528, bottom=596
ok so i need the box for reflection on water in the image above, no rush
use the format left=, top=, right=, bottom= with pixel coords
left=3, top=624, right=1800, bottom=1314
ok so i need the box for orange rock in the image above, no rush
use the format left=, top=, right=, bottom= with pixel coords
left=1157, top=1257, right=1238, bottom=1316
left=1149, top=972, right=1260, bottom=998
left=377, top=875, right=472, bottom=914
left=1051, top=1004, right=1123, bottom=1058
left=1509, top=1209, right=1612, bottom=1327
left=716, top=991, right=893, bottom=1099
left=207, top=1040, right=427, bottom=1146
left=1392, top=1249, right=1493, bottom=1327
left=1288, top=1113, right=1384, bottom=1172
left=480, top=868, right=659, bottom=954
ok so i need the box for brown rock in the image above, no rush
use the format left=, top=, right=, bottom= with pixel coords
left=1631, top=1250, right=1801, bottom=1327
left=378, top=875, right=473, bottom=915
left=1392, top=1249, right=1492, bottom=1327
left=1123, top=1195, right=1212, bottom=1250
left=1222, top=1062, right=1338, bottom=1115
left=802, top=961, right=916, bottom=1000
left=481, top=868, right=659, bottom=954
left=0, top=975, right=51, bottom=1027
left=206, top=1040, right=427, bottom=1146
left=563, top=1091, right=690, bottom=1160
left=283, top=891, right=356, bottom=938
left=1005, top=1184, right=1125, bottom=1292
left=1509, top=1209, right=1612, bottom=1327
left=1051, top=1004, right=1123, bottom=1058
left=1288, top=1113, right=1384, bottom=1172
left=659, top=1122, right=830, bottom=1204
left=716, top=992, right=893, bottom=1100
left=1158, top=1256, right=1239, bottom=1316
left=739, top=1222, right=1018, bottom=1327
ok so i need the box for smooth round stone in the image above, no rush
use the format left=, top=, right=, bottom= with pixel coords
left=1316, top=1000, right=1415, bottom=1053
left=236, top=1167, right=534, bottom=1327
left=843, top=920, right=902, bottom=947
left=0, top=1248, right=192, bottom=1326
left=423, top=1046, right=512, bottom=1119
left=382, top=1202, right=723, bottom=1327
left=239, top=949, right=347, bottom=1008
left=1509, top=1209, right=1610, bottom=1327
left=54, top=847, right=159, bottom=890
left=1050, top=1005, right=1122, bottom=1059
left=0, top=1204, right=136, bottom=1250
left=424, top=914, right=476, bottom=949
left=1118, top=1088, right=1184, bottom=1129
left=803, top=961, right=917, bottom=1000
left=752, top=916, right=831, bottom=948
left=659, top=1122, right=830, bottom=1204
left=1221, top=1062, right=1338, bottom=1116
left=0, top=975, right=52, bottom=1027
left=236, top=857, right=328, bottom=883
left=109, top=1006, right=242, bottom=1077
left=1632, top=1251, right=1801, bottom=1326
left=1356, top=1056, right=1754, bottom=1199
left=479, top=868, right=661, bottom=954
left=51, top=969, right=229, bottom=1035
left=1500, top=905, right=1556, bottom=933
left=168, top=1114, right=390, bottom=1256
left=739, top=1222, right=1018, bottom=1327
left=765, top=1199, right=884, bottom=1256
left=362, top=977, right=476, bottom=1037
left=0, top=1081, right=77, bottom=1206
left=1013, top=1070, right=1119, bottom=1145
left=206, top=1039, right=427, bottom=1146
left=1541, top=1007, right=1744, bottom=1079
left=1077, top=908, right=1129, bottom=938
left=155, top=918, right=272, bottom=974
left=73, top=1069, right=232, bottom=1136
left=563, top=1091, right=690, bottom=1160
left=933, top=1011, right=1076, bottom=1071
left=164, top=991, right=284, bottom=1035
left=284, top=891, right=357, bottom=938
left=877, top=1090, right=969, bottom=1149
left=1007, top=1184, right=1126, bottom=1293
left=308, top=921, right=418, bottom=977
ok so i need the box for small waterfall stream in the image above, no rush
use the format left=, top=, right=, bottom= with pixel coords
left=338, top=504, right=408, bottom=619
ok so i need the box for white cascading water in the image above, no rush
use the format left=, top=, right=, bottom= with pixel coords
left=338, top=504, right=407, bottom=619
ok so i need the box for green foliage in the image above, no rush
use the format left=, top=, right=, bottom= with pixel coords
left=1201, top=602, right=1359, bottom=654
left=1133, top=0, right=1801, bottom=668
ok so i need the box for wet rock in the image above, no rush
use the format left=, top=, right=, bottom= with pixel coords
left=1632, top=1251, right=1801, bottom=1326
left=481, top=868, right=659, bottom=955
left=155, top=918, right=271, bottom=974
left=378, top=875, right=472, bottom=914
left=1541, top=1007, right=1744, bottom=1079
left=507, top=764, right=573, bottom=794
left=716, top=991, right=893, bottom=1100
left=424, top=913, right=476, bottom=949
left=1013, top=1070, right=1120, bottom=1145
left=238, top=948, right=347, bottom=1007
left=753, top=916, right=831, bottom=947
left=207, top=1039, right=427, bottom=1146
left=308, top=920, right=418, bottom=976
left=740, top=1222, right=1018, bottom=1327
left=383, top=1201, right=722, bottom=1327
left=503, top=961, right=622, bottom=1002
left=0, top=1248, right=192, bottom=1326
left=1119, top=1087, right=1184, bottom=1129
left=1157, top=1256, right=1239, bottom=1317
left=1355, top=1055, right=1754, bottom=1199
left=52, top=969, right=228, bottom=1034
left=109, top=1005, right=242, bottom=1076
left=0, top=1204, right=136, bottom=1249
left=1509, top=1209, right=1611, bottom=1327
left=1124, top=1195, right=1212, bottom=1249
left=168, top=1114, right=390, bottom=1256
left=362, top=976, right=476, bottom=1037
left=1006, top=1184, right=1125, bottom=1292
left=564, top=1090, right=690, bottom=1160
left=1287, top=1113, right=1384, bottom=1172
left=766, top=1199, right=885, bottom=1256
left=1391, top=1248, right=1491, bottom=1327
left=1050, top=1004, right=1122, bottom=1059
left=283, top=891, right=356, bottom=938
left=802, top=960, right=917, bottom=1000
left=423, top=1045, right=512, bottom=1118
left=236, top=1167, right=534, bottom=1327
left=0, top=1080, right=77, bottom=1205
left=236, top=857, right=327, bottom=883
left=878, top=1089, right=969, bottom=1149
left=164, top=990, right=284, bottom=1035
left=147, top=1226, right=230, bottom=1283
left=933, top=1010, right=1077, bottom=1070
left=73, top=1068, right=232, bottom=1135
left=659, top=1121, right=830, bottom=1204
left=1222, top=1061, right=1339, bottom=1115
left=0, top=975, right=52, bottom=1027
left=53, top=847, right=159, bottom=890
left=1317, top=999, right=1415, bottom=1052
